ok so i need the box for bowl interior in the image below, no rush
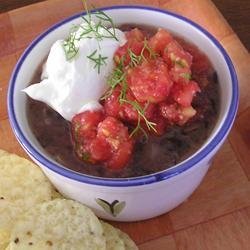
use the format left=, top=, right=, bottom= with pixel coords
left=8, top=6, right=237, bottom=184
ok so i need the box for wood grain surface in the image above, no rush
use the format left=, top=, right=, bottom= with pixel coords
left=0, top=0, right=249, bottom=249
left=1, top=0, right=249, bottom=51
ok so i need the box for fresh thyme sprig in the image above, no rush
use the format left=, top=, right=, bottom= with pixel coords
left=87, top=50, right=108, bottom=73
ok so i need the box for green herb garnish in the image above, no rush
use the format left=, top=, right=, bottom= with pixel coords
left=63, top=0, right=118, bottom=74
left=128, top=39, right=158, bottom=68
left=63, top=29, right=80, bottom=60
left=68, top=1, right=157, bottom=137
left=94, top=9, right=118, bottom=41
left=120, top=99, right=157, bottom=137
left=87, top=49, right=108, bottom=73
left=180, top=72, right=191, bottom=80
left=141, top=39, right=158, bottom=59
left=102, top=53, right=157, bottom=138
left=101, top=56, right=126, bottom=100
left=175, top=58, right=188, bottom=68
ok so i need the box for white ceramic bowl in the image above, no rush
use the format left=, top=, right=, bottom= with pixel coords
left=8, top=6, right=238, bottom=221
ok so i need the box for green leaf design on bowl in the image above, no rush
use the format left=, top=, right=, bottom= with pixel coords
left=113, top=201, right=126, bottom=217
left=95, top=198, right=126, bottom=217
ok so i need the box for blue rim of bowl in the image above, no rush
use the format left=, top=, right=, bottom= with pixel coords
left=8, top=5, right=238, bottom=187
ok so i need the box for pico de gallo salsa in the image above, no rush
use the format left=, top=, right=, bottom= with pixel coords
left=27, top=25, right=220, bottom=178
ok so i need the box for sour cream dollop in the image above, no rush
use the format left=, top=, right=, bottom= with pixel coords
left=23, top=21, right=126, bottom=121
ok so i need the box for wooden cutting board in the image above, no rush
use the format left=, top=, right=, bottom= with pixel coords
left=0, top=0, right=249, bottom=249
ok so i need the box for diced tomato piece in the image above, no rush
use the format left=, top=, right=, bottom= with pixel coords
left=114, top=41, right=144, bottom=66
left=178, top=40, right=212, bottom=74
left=97, top=117, right=129, bottom=147
left=163, top=40, right=193, bottom=68
left=127, top=58, right=173, bottom=103
left=170, top=65, right=192, bottom=84
left=97, top=117, right=134, bottom=169
left=172, top=81, right=200, bottom=107
left=159, top=102, right=180, bottom=124
left=125, top=28, right=145, bottom=42
left=114, top=28, right=145, bottom=66
left=104, top=86, right=155, bottom=123
left=89, top=138, right=112, bottom=161
left=119, top=99, right=140, bottom=122
left=71, top=110, right=104, bottom=142
left=71, top=112, right=134, bottom=168
left=103, top=87, right=121, bottom=118
left=71, top=110, right=105, bottom=163
left=159, top=102, right=197, bottom=125
left=72, top=110, right=104, bottom=127
left=106, top=141, right=133, bottom=170
left=148, top=28, right=173, bottom=54
left=114, top=43, right=129, bottom=65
